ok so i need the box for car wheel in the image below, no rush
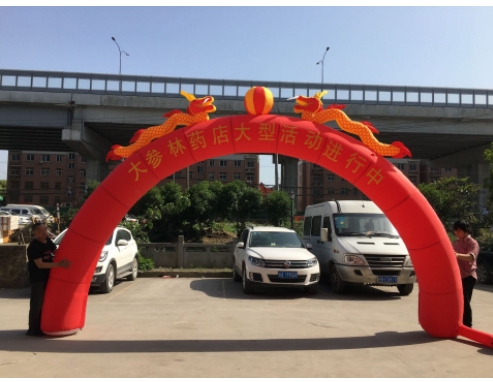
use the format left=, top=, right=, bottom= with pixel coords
left=127, top=257, right=138, bottom=281
left=242, top=267, right=254, bottom=294
left=329, top=265, right=346, bottom=294
left=100, top=263, right=115, bottom=294
left=477, top=263, right=492, bottom=284
left=304, top=283, right=319, bottom=295
left=233, top=264, right=242, bottom=282
left=397, top=283, right=414, bottom=296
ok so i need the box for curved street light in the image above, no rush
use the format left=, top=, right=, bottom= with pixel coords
left=316, top=46, right=330, bottom=91
left=111, top=37, right=129, bottom=75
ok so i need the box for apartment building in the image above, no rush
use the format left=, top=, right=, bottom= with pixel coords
left=297, top=158, right=457, bottom=212
left=160, top=154, right=260, bottom=189
left=5, top=151, right=260, bottom=207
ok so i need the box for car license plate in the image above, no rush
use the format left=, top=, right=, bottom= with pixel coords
left=378, top=276, right=398, bottom=283
left=278, top=271, right=298, bottom=279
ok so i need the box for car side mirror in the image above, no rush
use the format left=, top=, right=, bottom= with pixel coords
left=117, top=239, right=128, bottom=247
left=305, top=243, right=313, bottom=250
left=236, top=241, right=245, bottom=249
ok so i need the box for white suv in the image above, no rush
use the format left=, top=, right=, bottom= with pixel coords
left=54, top=226, right=139, bottom=293
left=233, top=226, right=320, bottom=294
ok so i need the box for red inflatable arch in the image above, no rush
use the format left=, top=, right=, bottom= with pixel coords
left=42, top=114, right=493, bottom=347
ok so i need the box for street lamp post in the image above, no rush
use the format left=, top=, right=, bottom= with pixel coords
left=316, top=46, right=330, bottom=91
left=111, top=37, right=129, bottom=75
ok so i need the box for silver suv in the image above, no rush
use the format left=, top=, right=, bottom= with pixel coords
left=233, top=226, right=320, bottom=294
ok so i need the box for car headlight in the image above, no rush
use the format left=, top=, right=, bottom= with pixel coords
left=99, top=250, right=108, bottom=262
left=307, top=257, right=318, bottom=267
left=405, top=255, right=413, bottom=267
left=248, top=256, right=265, bottom=267
left=344, top=254, right=366, bottom=265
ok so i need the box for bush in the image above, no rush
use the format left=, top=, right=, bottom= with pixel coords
left=137, top=254, right=155, bottom=271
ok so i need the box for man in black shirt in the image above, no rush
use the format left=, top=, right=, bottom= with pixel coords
left=26, top=222, right=71, bottom=337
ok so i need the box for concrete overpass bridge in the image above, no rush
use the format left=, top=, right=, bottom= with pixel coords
left=1, top=68, right=493, bottom=188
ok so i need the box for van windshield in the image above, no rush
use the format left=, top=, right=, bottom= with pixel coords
left=333, top=213, right=400, bottom=238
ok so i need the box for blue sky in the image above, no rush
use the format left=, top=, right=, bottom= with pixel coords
left=2, top=5, right=493, bottom=183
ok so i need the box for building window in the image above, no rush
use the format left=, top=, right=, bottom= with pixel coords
left=24, top=194, right=33, bottom=203
left=220, top=173, right=227, bottom=181
left=247, top=161, right=255, bottom=168
left=81, top=157, right=86, bottom=163
left=66, top=187, right=73, bottom=196
left=80, top=183, right=86, bottom=191
left=25, top=167, right=34, bottom=176
left=234, top=173, right=241, bottom=180
left=55, top=182, right=61, bottom=190
left=69, top=153, right=76, bottom=160
left=445, top=168, right=452, bottom=171
left=341, top=188, right=349, bottom=194
left=80, top=169, right=86, bottom=177
left=353, top=188, right=359, bottom=195
left=41, top=168, right=50, bottom=176
left=175, top=171, right=183, bottom=179
left=313, top=164, right=321, bottom=169
left=10, top=168, right=20, bottom=176
left=56, top=155, right=63, bottom=162
left=56, top=168, right=62, bottom=176
left=54, top=196, right=61, bottom=204
left=26, top=154, right=34, bottom=161
left=68, top=176, right=74, bottom=184
left=396, top=163, right=404, bottom=170
left=197, top=166, right=204, bottom=173
left=39, top=196, right=49, bottom=205
left=327, top=188, right=335, bottom=195
left=234, top=160, right=241, bottom=167
left=40, top=182, right=49, bottom=190
left=189, top=172, right=193, bottom=179
left=25, top=181, right=33, bottom=190
left=11, top=153, right=20, bottom=161
left=409, top=164, right=417, bottom=171
left=209, top=160, right=215, bottom=167
left=209, top=173, right=215, bottom=180
left=246, top=174, right=254, bottom=183
left=341, top=177, right=347, bottom=182
left=409, top=176, right=417, bottom=185
left=327, top=174, right=335, bottom=181
left=313, top=189, right=321, bottom=195
left=41, top=154, right=50, bottom=162
left=220, top=160, right=227, bottom=167
left=68, top=163, right=75, bottom=169
left=312, top=175, right=321, bottom=186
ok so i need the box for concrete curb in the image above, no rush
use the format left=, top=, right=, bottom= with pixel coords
left=138, top=270, right=232, bottom=278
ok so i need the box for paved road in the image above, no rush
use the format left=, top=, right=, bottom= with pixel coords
left=1, top=278, right=493, bottom=378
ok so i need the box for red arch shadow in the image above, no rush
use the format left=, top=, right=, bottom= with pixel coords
left=41, top=114, right=493, bottom=347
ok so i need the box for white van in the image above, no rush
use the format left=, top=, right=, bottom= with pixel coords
left=4, top=204, right=54, bottom=223
left=303, top=200, right=415, bottom=295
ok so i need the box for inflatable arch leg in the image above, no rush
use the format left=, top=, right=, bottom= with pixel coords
left=42, top=115, right=493, bottom=348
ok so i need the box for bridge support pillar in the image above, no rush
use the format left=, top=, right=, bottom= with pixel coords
left=278, top=155, right=300, bottom=213
left=62, top=119, right=114, bottom=182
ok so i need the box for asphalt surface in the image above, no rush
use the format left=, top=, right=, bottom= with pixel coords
left=1, top=277, right=493, bottom=378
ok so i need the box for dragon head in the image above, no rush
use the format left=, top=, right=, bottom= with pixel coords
left=293, top=91, right=327, bottom=114
left=181, top=90, right=216, bottom=115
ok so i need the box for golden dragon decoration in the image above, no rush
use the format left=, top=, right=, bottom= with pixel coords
left=293, top=91, right=411, bottom=158
left=106, top=90, right=216, bottom=161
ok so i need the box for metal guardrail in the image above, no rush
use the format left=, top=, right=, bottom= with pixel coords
left=1, top=68, right=493, bottom=108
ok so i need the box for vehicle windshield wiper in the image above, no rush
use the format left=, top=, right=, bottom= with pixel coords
left=340, top=232, right=367, bottom=237
left=366, top=232, right=400, bottom=238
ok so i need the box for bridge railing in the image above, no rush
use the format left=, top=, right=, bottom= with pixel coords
left=1, top=68, right=493, bottom=108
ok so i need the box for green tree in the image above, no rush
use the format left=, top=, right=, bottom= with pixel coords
left=131, top=182, right=189, bottom=242
left=418, top=177, right=480, bottom=230
left=221, top=181, right=262, bottom=237
left=264, top=190, right=293, bottom=227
